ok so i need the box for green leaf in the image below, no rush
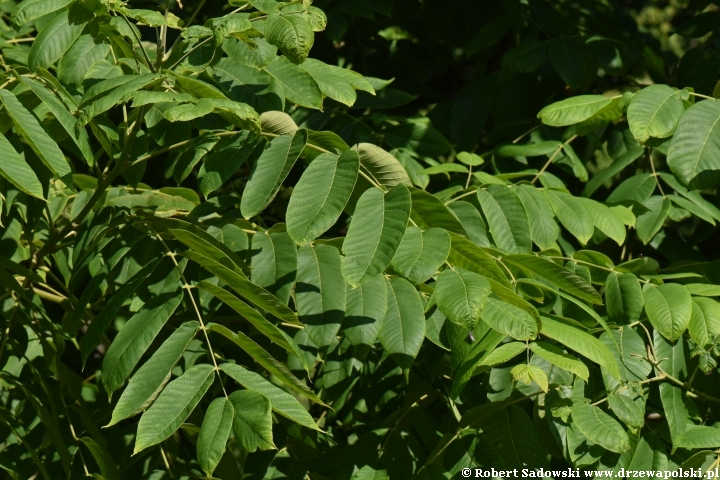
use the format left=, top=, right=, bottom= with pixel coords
left=11, top=0, right=73, bottom=27
left=643, top=283, right=692, bottom=341
left=58, top=35, right=111, bottom=88
left=206, top=323, right=324, bottom=405
left=654, top=331, right=687, bottom=379
left=689, top=298, right=720, bottom=347
left=677, top=426, right=720, bottom=449
left=475, top=406, right=550, bottom=470
left=540, top=316, right=621, bottom=379
left=502, top=38, right=547, bottom=72
left=353, top=143, right=413, bottom=188
left=607, top=173, right=656, bottom=204
left=305, top=129, right=350, bottom=160
left=0, top=89, right=70, bottom=181
left=477, top=185, right=531, bottom=254
left=154, top=218, right=249, bottom=274
left=605, top=272, right=644, bottom=324
left=80, top=259, right=161, bottom=365
left=220, top=363, right=320, bottom=431
left=451, top=327, right=505, bottom=398
left=607, top=392, right=645, bottom=429
left=419, top=163, right=469, bottom=175
left=570, top=403, right=630, bottom=453
left=660, top=383, right=687, bottom=448
left=446, top=232, right=511, bottom=286
left=163, top=99, right=215, bottom=122
left=408, top=187, right=467, bottom=237
left=481, top=297, right=538, bottom=340
left=199, top=131, right=264, bottom=197
left=515, top=185, right=559, bottom=250
left=384, top=123, right=451, bottom=157
left=174, top=134, right=220, bottom=184
left=343, top=275, right=388, bottom=346
left=668, top=194, right=716, bottom=225
left=301, top=58, right=374, bottom=106
left=196, top=282, right=306, bottom=366
left=287, top=151, right=360, bottom=245
left=297, top=244, right=346, bottom=348
left=479, top=342, right=526, bottom=367
left=210, top=97, right=262, bottom=132
left=78, top=437, right=121, bottom=480
left=80, top=74, right=162, bottom=123
left=575, top=96, right=627, bottom=135
left=102, top=290, right=184, bottom=396
left=636, top=196, right=671, bottom=244
left=108, top=321, right=199, bottom=426
left=436, top=269, right=491, bottom=330
left=241, top=129, right=308, bottom=218
left=543, top=189, right=594, bottom=245
left=341, top=185, right=410, bottom=287
left=224, top=36, right=278, bottom=69
left=378, top=277, right=426, bottom=372
left=668, top=99, right=720, bottom=189
left=265, top=56, right=322, bottom=109
left=538, top=95, right=613, bottom=126
left=495, top=141, right=561, bottom=158
left=549, top=35, right=595, bottom=90
left=448, top=201, right=489, bottom=246
left=250, top=231, right=297, bottom=304
left=582, top=147, right=644, bottom=197
left=528, top=365, right=549, bottom=392
left=627, top=85, right=685, bottom=143
left=134, top=364, right=214, bottom=454
left=125, top=9, right=183, bottom=27
left=687, top=284, right=720, bottom=296
left=391, top=227, right=450, bottom=284
left=529, top=341, right=589, bottom=380
left=21, top=77, right=94, bottom=165
left=265, top=12, right=314, bottom=64
left=503, top=254, right=602, bottom=304
left=28, top=9, right=85, bottom=71
left=169, top=228, right=247, bottom=277
left=197, top=397, right=234, bottom=476
left=209, top=58, right=284, bottom=113
left=578, top=198, right=628, bottom=246
left=0, top=132, right=43, bottom=199
left=228, top=390, right=275, bottom=452
left=182, top=250, right=299, bottom=324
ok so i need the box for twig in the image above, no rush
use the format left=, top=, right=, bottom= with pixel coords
left=152, top=229, right=228, bottom=397
left=444, top=189, right=477, bottom=205
left=689, top=92, right=716, bottom=101
left=165, top=0, right=209, bottom=59
left=5, top=37, right=35, bottom=44
left=531, top=135, right=578, bottom=184
left=121, top=14, right=155, bottom=72
left=512, top=124, right=541, bottom=144
left=648, top=150, right=665, bottom=198
left=168, top=36, right=213, bottom=70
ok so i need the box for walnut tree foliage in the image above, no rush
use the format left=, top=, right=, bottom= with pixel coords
left=4, top=0, right=720, bottom=478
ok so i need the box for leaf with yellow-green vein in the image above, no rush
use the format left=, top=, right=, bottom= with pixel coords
left=206, top=323, right=326, bottom=406
left=341, top=185, right=411, bottom=287
left=134, top=364, right=215, bottom=454
left=220, top=363, right=321, bottom=431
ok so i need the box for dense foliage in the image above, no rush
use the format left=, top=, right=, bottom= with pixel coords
left=5, top=0, right=720, bottom=478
